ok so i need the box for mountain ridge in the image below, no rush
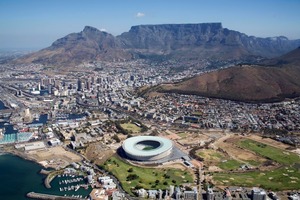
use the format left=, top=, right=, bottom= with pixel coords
left=15, top=23, right=300, bottom=66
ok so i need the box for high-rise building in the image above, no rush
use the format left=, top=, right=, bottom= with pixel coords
left=77, top=79, right=83, bottom=91
left=48, top=85, right=52, bottom=94
left=252, top=188, right=267, bottom=200
left=158, top=189, right=163, bottom=200
left=86, top=79, right=91, bottom=91
left=169, top=185, right=175, bottom=198
left=130, top=75, right=135, bottom=81
left=184, top=189, right=198, bottom=200
left=207, top=188, right=214, bottom=200
left=174, top=187, right=182, bottom=200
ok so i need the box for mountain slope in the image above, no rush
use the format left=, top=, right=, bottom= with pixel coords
left=16, top=23, right=300, bottom=66
left=154, top=47, right=300, bottom=102
left=16, top=26, right=132, bottom=66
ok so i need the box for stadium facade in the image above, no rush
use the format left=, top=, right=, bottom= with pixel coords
left=122, top=136, right=173, bottom=161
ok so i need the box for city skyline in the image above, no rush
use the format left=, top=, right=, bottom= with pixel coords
left=1, top=0, right=300, bottom=49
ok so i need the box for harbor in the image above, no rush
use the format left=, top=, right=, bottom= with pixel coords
left=51, top=174, right=91, bottom=198
left=0, top=154, right=92, bottom=200
left=27, top=192, right=86, bottom=200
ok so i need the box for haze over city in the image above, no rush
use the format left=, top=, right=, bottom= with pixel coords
left=1, top=0, right=300, bottom=49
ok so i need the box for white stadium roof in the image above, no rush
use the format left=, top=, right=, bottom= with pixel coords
left=122, top=136, right=173, bottom=160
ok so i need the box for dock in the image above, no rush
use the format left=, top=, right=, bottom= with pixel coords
left=27, top=192, right=86, bottom=200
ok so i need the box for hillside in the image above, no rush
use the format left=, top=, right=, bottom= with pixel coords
left=16, top=26, right=132, bottom=67
left=15, top=23, right=300, bottom=66
left=153, top=47, right=300, bottom=103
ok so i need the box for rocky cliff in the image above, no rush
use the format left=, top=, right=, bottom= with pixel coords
left=16, top=23, right=300, bottom=66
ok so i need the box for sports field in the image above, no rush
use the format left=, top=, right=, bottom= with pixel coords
left=120, top=123, right=142, bottom=133
left=101, top=156, right=194, bottom=195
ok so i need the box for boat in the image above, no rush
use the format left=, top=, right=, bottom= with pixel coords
left=75, top=185, right=80, bottom=191
left=0, top=128, right=4, bottom=139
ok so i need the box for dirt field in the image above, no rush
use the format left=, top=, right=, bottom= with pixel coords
left=213, top=134, right=267, bottom=165
left=247, top=135, right=291, bottom=150
left=158, top=162, right=187, bottom=170
left=27, top=146, right=82, bottom=169
left=28, top=146, right=81, bottom=161
left=161, top=129, right=211, bottom=150
left=85, top=142, right=115, bottom=165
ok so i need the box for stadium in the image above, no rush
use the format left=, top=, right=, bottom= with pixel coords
left=122, top=136, right=173, bottom=161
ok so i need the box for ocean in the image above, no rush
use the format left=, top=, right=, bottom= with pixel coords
left=0, top=102, right=91, bottom=199
left=0, top=154, right=48, bottom=200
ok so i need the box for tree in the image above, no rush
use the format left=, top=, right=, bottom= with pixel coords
left=128, top=168, right=133, bottom=173
left=112, top=134, right=121, bottom=143
left=126, top=174, right=139, bottom=181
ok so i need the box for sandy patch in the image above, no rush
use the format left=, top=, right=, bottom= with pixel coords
left=28, top=146, right=81, bottom=163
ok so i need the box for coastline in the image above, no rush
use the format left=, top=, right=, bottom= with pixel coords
left=0, top=146, right=56, bottom=189
left=0, top=99, right=10, bottom=109
left=0, top=144, right=85, bottom=191
left=0, top=146, right=45, bottom=168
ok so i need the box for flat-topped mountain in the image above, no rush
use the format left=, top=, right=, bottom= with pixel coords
left=152, top=47, right=300, bottom=103
left=120, top=23, right=299, bottom=58
left=16, top=23, right=300, bottom=66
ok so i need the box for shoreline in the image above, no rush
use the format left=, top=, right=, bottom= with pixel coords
left=0, top=147, right=46, bottom=168
left=0, top=99, right=10, bottom=109
left=0, top=147, right=56, bottom=188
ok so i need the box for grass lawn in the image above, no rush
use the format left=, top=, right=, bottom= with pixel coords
left=177, top=132, right=188, bottom=138
left=101, top=156, right=194, bottom=195
left=191, top=112, right=203, bottom=116
left=197, top=149, right=243, bottom=170
left=213, top=166, right=300, bottom=191
left=197, top=149, right=224, bottom=162
left=218, top=159, right=243, bottom=170
left=238, top=139, right=300, bottom=165
left=120, top=123, right=142, bottom=133
left=212, top=138, right=300, bottom=191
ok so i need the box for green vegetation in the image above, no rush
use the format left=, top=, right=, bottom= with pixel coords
left=191, top=112, right=203, bottom=116
left=238, top=139, right=300, bottom=165
left=177, top=132, right=188, bottom=138
left=101, top=156, right=193, bottom=195
left=112, top=134, right=121, bottom=143
left=246, top=160, right=261, bottom=167
left=120, top=123, right=142, bottom=133
left=198, top=148, right=261, bottom=169
left=143, top=146, right=156, bottom=151
left=213, top=166, right=300, bottom=191
left=197, top=149, right=224, bottom=162
left=115, top=117, right=148, bottom=134
left=218, top=159, right=243, bottom=170
left=212, top=138, right=300, bottom=191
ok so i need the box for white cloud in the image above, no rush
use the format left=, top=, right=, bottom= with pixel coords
left=136, top=12, right=145, bottom=18
left=100, top=28, right=107, bottom=32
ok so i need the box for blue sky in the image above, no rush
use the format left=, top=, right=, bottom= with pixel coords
left=1, top=0, right=300, bottom=49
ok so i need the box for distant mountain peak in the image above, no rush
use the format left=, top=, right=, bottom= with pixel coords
left=15, top=23, right=300, bottom=66
left=83, top=26, right=100, bottom=32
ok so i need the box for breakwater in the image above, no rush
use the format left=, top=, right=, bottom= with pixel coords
left=27, top=192, right=86, bottom=200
